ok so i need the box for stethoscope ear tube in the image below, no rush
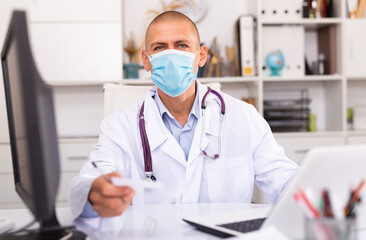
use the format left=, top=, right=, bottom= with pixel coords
left=139, top=102, right=153, bottom=174
left=201, top=87, right=225, bottom=114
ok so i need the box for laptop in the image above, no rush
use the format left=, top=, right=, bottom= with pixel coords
left=183, top=144, right=366, bottom=239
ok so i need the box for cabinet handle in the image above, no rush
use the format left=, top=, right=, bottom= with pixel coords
left=295, top=149, right=309, bottom=154
left=68, top=156, right=89, bottom=161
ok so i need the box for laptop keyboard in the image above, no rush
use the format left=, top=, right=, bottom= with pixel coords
left=217, top=218, right=266, bottom=233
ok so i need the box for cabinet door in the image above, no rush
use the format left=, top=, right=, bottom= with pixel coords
left=30, top=23, right=122, bottom=83
left=348, top=136, right=366, bottom=144
left=59, top=141, right=95, bottom=172
left=0, top=175, right=23, bottom=208
left=0, top=144, right=12, bottom=173
left=30, top=0, right=121, bottom=22
left=0, top=144, right=18, bottom=209
left=276, top=136, right=345, bottom=164
left=345, top=20, right=366, bottom=77
left=56, top=172, right=79, bottom=205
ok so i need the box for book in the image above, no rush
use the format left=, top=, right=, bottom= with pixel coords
left=317, top=25, right=337, bottom=74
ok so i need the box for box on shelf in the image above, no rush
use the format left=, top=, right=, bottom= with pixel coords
left=260, top=0, right=303, bottom=20
left=353, top=106, right=366, bottom=130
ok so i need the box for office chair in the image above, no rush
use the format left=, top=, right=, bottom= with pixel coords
left=103, top=82, right=222, bottom=117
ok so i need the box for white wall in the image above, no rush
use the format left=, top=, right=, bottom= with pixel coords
left=53, top=86, right=104, bottom=138
left=0, top=0, right=121, bottom=139
left=122, top=0, right=255, bottom=61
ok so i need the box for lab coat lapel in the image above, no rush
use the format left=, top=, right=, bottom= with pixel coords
left=187, top=82, right=218, bottom=163
left=143, top=88, right=187, bottom=167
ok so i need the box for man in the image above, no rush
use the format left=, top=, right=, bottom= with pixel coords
left=70, top=11, right=298, bottom=218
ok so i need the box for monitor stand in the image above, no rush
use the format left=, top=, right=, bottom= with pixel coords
left=1, top=209, right=87, bottom=240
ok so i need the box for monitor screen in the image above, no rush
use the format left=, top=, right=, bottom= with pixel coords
left=5, top=30, right=34, bottom=204
left=1, top=10, right=60, bottom=224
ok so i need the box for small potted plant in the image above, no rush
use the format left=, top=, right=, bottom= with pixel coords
left=124, top=32, right=142, bottom=79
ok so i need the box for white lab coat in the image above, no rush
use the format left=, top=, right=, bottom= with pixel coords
left=69, top=81, right=298, bottom=217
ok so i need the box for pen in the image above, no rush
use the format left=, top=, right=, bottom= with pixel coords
left=322, top=190, right=334, bottom=218
left=344, top=178, right=365, bottom=217
left=318, top=197, right=324, bottom=216
left=91, top=161, right=126, bottom=204
left=91, top=161, right=111, bottom=183
left=293, top=190, right=329, bottom=240
left=294, top=193, right=315, bottom=218
left=298, top=189, right=320, bottom=218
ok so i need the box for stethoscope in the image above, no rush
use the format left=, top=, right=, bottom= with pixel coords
left=139, top=87, right=225, bottom=181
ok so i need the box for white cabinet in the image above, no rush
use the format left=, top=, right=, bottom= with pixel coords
left=0, top=139, right=96, bottom=208
left=275, top=134, right=345, bottom=164
left=0, top=175, right=24, bottom=208
left=347, top=135, right=366, bottom=144
left=56, top=139, right=96, bottom=205
left=56, top=172, right=80, bottom=206
left=28, top=0, right=123, bottom=84
left=30, top=0, right=121, bottom=22
left=59, top=140, right=94, bottom=172
left=345, top=20, right=366, bottom=78
left=0, top=145, right=12, bottom=173
left=0, top=144, right=24, bottom=208
left=30, top=23, right=122, bottom=84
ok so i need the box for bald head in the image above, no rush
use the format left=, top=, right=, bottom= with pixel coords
left=145, top=11, right=200, bottom=52
left=141, top=10, right=208, bottom=77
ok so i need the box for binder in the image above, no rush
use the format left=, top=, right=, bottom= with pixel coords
left=317, top=25, right=337, bottom=74
left=356, top=0, right=366, bottom=18
left=236, top=15, right=256, bottom=76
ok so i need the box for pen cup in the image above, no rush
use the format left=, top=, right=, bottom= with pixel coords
left=305, top=217, right=357, bottom=240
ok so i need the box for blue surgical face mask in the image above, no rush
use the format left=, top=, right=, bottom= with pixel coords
left=149, top=49, right=198, bottom=97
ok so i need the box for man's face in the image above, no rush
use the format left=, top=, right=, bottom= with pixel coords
left=142, top=19, right=207, bottom=75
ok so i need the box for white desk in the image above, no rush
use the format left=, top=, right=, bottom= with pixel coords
left=1, top=203, right=366, bottom=239
left=0, top=203, right=265, bottom=239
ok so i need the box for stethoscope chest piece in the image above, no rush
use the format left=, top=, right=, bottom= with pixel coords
left=145, top=175, right=156, bottom=182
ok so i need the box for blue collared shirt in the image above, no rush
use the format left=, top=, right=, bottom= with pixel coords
left=154, top=90, right=199, bottom=160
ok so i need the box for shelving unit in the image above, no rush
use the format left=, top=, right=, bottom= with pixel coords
left=259, top=0, right=366, bottom=161
left=262, top=18, right=342, bottom=25
left=121, top=0, right=366, bottom=164
left=262, top=74, right=343, bottom=82
left=122, top=76, right=258, bottom=85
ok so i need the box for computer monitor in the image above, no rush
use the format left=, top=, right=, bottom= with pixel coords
left=1, top=11, right=85, bottom=239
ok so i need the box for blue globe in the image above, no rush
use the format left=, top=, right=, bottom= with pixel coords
left=266, top=50, right=285, bottom=76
